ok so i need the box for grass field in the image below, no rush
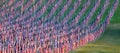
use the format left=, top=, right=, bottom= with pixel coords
left=72, top=24, right=120, bottom=53
left=110, top=1, right=120, bottom=24
left=0, top=0, right=119, bottom=53
left=71, top=1, right=120, bottom=53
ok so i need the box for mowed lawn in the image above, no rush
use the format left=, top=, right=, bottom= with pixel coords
left=71, top=24, right=120, bottom=53
left=0, top=0, right=120, bottom=53
left=71, top=1, right=120, bottom=53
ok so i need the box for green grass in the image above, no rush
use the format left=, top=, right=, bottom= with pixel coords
left=71, top=24, right=120, bottom=53
left=0, top=1, right=120, bottom=53
left=110, top=1, right=120, bottom=24
left=71, top=0, right=120, bottom=52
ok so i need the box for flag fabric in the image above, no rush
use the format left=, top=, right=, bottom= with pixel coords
left=0, top=0, right=119, bottom=53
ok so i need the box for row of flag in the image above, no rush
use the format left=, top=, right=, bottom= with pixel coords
left=0, top=0, right=119, bottom=53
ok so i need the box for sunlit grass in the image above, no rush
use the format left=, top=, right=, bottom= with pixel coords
left=71, top=24, right=120, bottom=53
left=71, top=0, right=120, bottom=52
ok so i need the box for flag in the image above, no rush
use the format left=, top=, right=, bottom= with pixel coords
left=44, top=48, right=49, bottom=53
left=80, top=38, right=83, bottom=46
left=73, top=42, right=76, bottom=50
left=82, top=37, right=86, bottom=46
left=54, top=47, right=59, bottom=53
left=91, top=33, right=95, bottom=41
left=7, top=45, right=11, bottom=53
left=0, top=51, right=2, bottom=53
left=57, top=47, right=60, bottom=53
left=33, top=44, right=37, bottom=53
left=84, top=35, right=89, bottom=44
left=48, top=46, right=52, bottom=53
left=37, top=46, right=43, bottom=53
left=61, top=45, right=65, bottom=53
left=65, top=43, right=69, bottom=53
